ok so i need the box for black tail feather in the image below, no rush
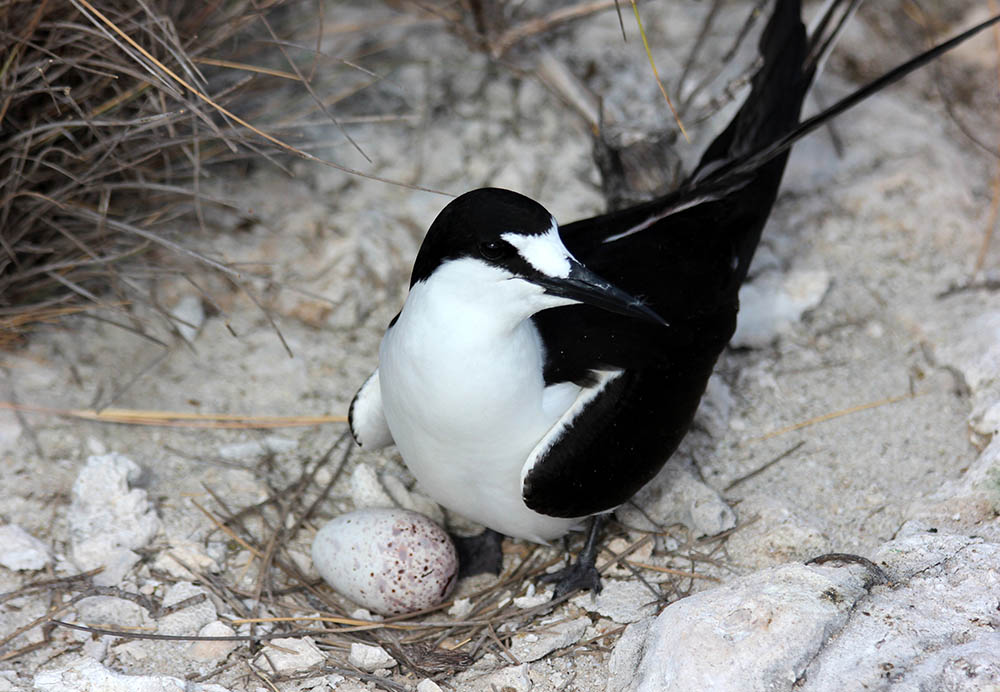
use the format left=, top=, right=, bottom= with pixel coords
left=805, top=0, right=864, bottom=75
left=699, top=9, right=1000, bottom=192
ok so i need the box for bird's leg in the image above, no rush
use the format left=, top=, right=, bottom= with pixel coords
left=453, top=528, right=505, bottom=578
left=540, top=514, right=608, bottom=598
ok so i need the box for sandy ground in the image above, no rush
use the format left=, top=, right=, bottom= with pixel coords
left=2, top=1, right=999, bottom=690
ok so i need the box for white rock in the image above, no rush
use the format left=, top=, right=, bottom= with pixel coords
left=256, top=637, right=325, bottom=674
left=416, top=679, right=443, bottom=692
left=905, top=634, right=1000, bottom=690
left=69, top=454, right=160, bottom=586
left=934, top=435, right=1000, bottom=517
left=799, top=534, right=1000, bottom=691
left=513, top=583, right=553, bottom=609
left=293, top=676, right=334, bottom=691
left=609, top=562, right=871, bottom=691
left=606, top=618, right=655, bottom=692
left=157, top=582, right=216, bottom=636
left=347, top=643, right=396, bottom=672
left=80, top=636, right=109, bottom=663
left=0, top=524, right=51, bottom=571
left=113, top=641, right=154, bottom=664
left=186, top=621, right=238, bottom=662
left=571, top=580, right=659, bottom=623
left=151, top=539, right=221, bottom=580
left=348, top=464, right=395, bottom=509
left=348, top=608, right=381, bottom=622
left=73, top=596, right=150, bottom=631
left=312, top=508, right=457, bottom=615
left=33, top=657, right=231, bottom=691
left=510, top=616, right=589, bottom=663
left=611, top=535, right=1000, bottom=690
left=465, top=663, right=532, bottom=691
left=0, top=671, right=19, bottom=692
left=170, top=294, right=205, bottom=343
left=972, top=398, right=1000, bottom=436
left=448, top=598, right=473, bottom=618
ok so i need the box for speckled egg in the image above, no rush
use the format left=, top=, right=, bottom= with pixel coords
left=311, top=508, right=458, bottom=615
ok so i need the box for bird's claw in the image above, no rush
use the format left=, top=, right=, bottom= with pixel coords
left=539, top=558, right=603, bottom=599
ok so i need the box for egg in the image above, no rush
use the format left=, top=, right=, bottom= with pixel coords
left=311, top=508, right=458, bottom=615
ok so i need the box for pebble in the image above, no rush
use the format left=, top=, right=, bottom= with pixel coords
left=513, top=583, right=553, bottom=609
left=510, top=616, right=589, bottom=663
left=69, top=453, right=160, bottom=586
left=348, top=464, right=395, bottom=509
left=448, top=598, right=473, bottom=618
left=169, top=294, right=205, bottom=343
left=255, top=636, right=325, bottom=674
left=0, top=524, right=51, bottom=571
left=348, top=643, right=397, bottom=672
left=186, top=621, right=238, bottom=662
left=33, top=657, right=231, bottom=692
left=157, top=582, right=216, bottom=636
left=312, top=508, right=457, bottom=615
left=151, top=539, right=221, bottom=580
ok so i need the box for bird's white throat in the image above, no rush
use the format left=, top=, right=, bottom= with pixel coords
left=378, top=257, right=582, bottom=541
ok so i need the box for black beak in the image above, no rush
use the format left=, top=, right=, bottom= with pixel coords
left=534, top=259, right=667, bottom=326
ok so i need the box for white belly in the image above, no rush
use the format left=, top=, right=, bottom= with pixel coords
left=378, top=273, right=583, bottom=542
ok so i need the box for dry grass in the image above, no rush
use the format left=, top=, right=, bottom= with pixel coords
left=0, top=0, right=434, bottom=352
left=2, top=0, right=244, bottom=345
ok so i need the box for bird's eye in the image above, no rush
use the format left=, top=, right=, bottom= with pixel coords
left=479, top=240, right=507, bottom=261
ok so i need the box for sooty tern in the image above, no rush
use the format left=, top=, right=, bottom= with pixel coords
left=350, top=0, right=1000, bottom=594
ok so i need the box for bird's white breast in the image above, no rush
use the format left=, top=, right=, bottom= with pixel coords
left=378, top=258, right=582, bottom=542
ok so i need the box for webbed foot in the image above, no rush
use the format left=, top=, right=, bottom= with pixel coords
left=539, top=554, right=603, bottom=598
left=538, top=514, right=608, bottom=598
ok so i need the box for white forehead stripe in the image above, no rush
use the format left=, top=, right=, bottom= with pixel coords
left=502, top=223, right=572, bottom=279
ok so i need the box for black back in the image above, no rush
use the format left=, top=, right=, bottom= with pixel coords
left=524, top=0, right=812, bottom=516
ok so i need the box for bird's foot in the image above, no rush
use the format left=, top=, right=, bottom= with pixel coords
left=453, top=528, right=504, bottom=578
left=538, top=514, right=609, bottom=598
left=539, top=555, right=603, bottom=598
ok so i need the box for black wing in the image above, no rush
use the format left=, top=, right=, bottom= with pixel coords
left=523, top=0, right=1000, bottom=517
left=524, top=0, right=813, bottom=517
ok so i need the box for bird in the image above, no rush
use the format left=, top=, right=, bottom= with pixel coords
left=349, top=0, right=1000, bottom=594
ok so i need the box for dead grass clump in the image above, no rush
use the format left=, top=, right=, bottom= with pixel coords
left=0, top=0, right=313, bottom=348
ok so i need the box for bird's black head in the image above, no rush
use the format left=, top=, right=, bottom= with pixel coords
left=409, top=188, right=554, bottom=287
left=408, top=187, right=666, bottom=326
